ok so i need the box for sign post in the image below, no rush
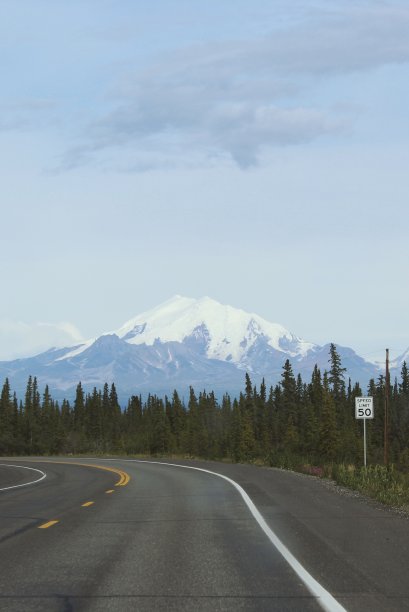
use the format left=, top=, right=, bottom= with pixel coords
left=355, top=397, right=374, bottom=467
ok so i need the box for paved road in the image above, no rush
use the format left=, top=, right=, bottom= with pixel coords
left=0, top=458, right=408, bottom=611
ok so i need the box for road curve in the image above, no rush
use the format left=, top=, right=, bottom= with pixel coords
left=0, top=457, right=408, bottom=611
left=0, top=463, right=46, bottom=492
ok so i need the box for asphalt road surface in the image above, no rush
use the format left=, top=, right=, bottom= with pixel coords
left=0, top=458, right=408, bottom=612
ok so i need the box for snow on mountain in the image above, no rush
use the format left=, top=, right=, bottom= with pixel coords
left=392, top=347, right=409, bottom=370
left=114, top=295, right=316, bottom=363
left=0, top=295, right=384, bottom=402
left=370, top=347, right=409, bottom=373
left=58, top=295, right=315, bottom=365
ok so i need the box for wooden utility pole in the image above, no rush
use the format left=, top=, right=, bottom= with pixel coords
left=384, top=348, right=390, bottom=466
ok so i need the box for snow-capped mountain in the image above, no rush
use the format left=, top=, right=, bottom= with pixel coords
left=0, top=295, right=402, bottom=402
left=391, top=347, right=409, bottom=372
left=59, top=295, right=315, bottom=366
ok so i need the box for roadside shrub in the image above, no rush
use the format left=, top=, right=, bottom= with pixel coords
left=332, top=464, right=409, bottom=508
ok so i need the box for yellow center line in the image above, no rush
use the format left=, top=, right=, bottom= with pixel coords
left=106, top=489, right=115, bottom=494
left=22, top=460, right=131, bottom=488
left=114, top=469, right=130, bottom=487
left=38, top=520, right=59, bottom=529
left=81, top=501, right=94, bottom=507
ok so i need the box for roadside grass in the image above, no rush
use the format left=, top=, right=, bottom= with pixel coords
left=327, top=463, right=409, bottom=509
left=266, top=452, right=409, bottom=511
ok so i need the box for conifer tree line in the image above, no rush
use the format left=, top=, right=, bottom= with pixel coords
left=0, top=344, right=408, bottom=466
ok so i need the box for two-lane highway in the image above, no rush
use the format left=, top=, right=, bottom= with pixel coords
left=0, top=463, right=46, bottom=493
left=0, top=458, right=408, bottom=611
left=0, top=461, right=122, bottom=546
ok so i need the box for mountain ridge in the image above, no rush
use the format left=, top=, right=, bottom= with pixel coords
left=0, top=295, right=406, bottom=402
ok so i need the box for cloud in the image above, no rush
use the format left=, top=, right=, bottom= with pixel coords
left=251, top=5, right=409, bottom=76
left=0, top=99, right=57, bottom=132
left=62, top=3, right=409, bottom=169
left=0, top=320, right=84, bottom=361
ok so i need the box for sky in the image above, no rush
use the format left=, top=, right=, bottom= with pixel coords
left=1, top=0, right=408, bottom=362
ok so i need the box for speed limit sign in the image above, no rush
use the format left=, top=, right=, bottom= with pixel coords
left=355, top=397, right=373, bottom=467
left=355, top=397, right=374, bottom=419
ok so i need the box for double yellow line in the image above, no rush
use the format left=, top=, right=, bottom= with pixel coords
left=115, top=469, right=130, bottom=487
left=35, top=461, right=130, bottom=529
left=25, top=460, right=130, bottom=487
left=74, top=462, right=130, bottom=487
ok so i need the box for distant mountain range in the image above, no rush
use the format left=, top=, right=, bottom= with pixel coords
left=0, top=296, right=407, bottom=402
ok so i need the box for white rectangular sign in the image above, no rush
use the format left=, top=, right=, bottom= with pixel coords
left=355, top=397, right=374, bottom=419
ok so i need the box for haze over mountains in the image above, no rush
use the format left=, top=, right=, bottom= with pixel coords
left=0, top=296, right=405, bottom=402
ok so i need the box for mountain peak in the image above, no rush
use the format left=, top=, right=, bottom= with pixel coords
left=0, top=295, right=389, bottom=400
left=113, top=295, right=315, bottom=363
left=55, top=296, right=317, bottom=365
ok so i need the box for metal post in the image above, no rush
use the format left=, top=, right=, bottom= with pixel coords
left=363, top=417, right=367, bottom=467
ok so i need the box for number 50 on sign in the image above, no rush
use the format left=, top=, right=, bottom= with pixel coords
left=355, top=397, right=374, bottom=419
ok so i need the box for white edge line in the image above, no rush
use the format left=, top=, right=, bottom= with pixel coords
left=98, top=458, right=347, bottom=612
left=0, top=464, right=47, bottom=492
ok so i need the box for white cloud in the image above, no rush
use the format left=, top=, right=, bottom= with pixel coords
left=0, top=320, right=84, bottom=361
left=60, top=3, right=409, bottom=170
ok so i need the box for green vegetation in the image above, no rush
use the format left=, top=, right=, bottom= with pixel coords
left=330, top=464, right=409, bottom=509
left=1, top=344, right=409, bottom=508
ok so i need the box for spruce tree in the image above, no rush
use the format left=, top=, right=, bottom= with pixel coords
left=186, top=387, right=199, bottom=456
left=318, top=387, right=340, bottom=462
left=230, top=398, right=242, bottom=461
left=400, top=361, right=409, bottom=395
left=220, top=393, right=232, bottom=457
left=239, top=374, right=256, bottom=460
left=280, top=360, right=299, bottom=452
left=109, top=383, right=122, bottom=449
left=0, top=378, right=15, bottom=454
left=171, top=390, right=186, bottom=452
left=73, top=382, right=86, bottom=452
left=328, top=343, right=346, bottom=401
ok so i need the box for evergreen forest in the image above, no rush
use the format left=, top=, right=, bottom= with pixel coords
left=1, top=344, right=408, bottom=469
